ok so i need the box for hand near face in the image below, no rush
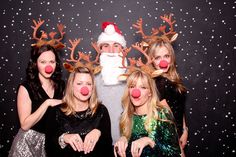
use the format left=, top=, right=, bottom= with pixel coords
left=83, top=129, right=101, bottom=154
left=114, top=136, right=128, bottom=157
left=131, top=137, right=155, bottom=157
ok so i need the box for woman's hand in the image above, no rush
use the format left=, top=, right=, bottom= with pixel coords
left=63, top=133, right=83, bottom=152
left=131, top=137, right=155, bottom=157
left=45, top=99, right=62, bottom=107
left=83, top=129, right=101, bottom=154
left=114, top=136, right=128, bottom=157
left=179, top=128, right=188, bottom=149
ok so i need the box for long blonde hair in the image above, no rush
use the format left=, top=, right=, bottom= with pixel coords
left=61, top=67, right=99, bottom=116
left=120, top=70, right=167, bottom=139
left=149, top=41, right=186, bottom=93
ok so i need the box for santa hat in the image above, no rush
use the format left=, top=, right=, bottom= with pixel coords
left=97, top=22, right=126, bottom=48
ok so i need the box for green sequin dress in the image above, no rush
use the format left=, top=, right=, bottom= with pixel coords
left=126, top=108, right=181, bottom=157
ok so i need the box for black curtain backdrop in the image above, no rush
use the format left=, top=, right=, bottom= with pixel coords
left=0, top=0, right=235, bottom=156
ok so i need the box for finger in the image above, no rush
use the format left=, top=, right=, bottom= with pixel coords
left=84, top=139, right=92, bottom=154
left=114, top=148, right=118, bottom=157
left=118, top=143, right=126, bottom=157
left=114, top=145, right=118, bottom=157
left=78, top=139, right=84, bottom=151
left=86, top=139, right=95, bottom=154
left=131, top=143, right=135, bottom=156
left=138, top=147, right=143, bottom=156
left=90, top=140, right=96, bottom=152
left=131, top=144, right=139, bottom=157
left=84, top=139, right=94, bottom=154
left=69, top=141, right=77, bottom=151
left=75, top=135, right=83, bottom=152
left=74, top=139, right=82, bottom=152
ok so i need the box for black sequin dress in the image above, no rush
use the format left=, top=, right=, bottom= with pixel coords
left=155, top=76, right=186, bottom=136
left=8, top=80, right=65, bottom=157
left=126, top=108, right=181, bottom=157
left=53, top=104, right=113, bottom=157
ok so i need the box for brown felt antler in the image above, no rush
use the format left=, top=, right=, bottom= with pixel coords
left=118, top=43, right=163, bottom=80
left=31, top=18, right=65, bottom=49
left=64, top=39, right=101, bottom=74
left=133, top=13, right=178, bottom=45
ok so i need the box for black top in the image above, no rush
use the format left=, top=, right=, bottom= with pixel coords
left=20, top=80, right=65, bottom=133
left=21, top=80, right=65, bottom=157
left=52, top=104, right=113, bottom=157
left=155, top=76, right=186, bottom=136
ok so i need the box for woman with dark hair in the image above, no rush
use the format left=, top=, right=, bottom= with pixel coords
left=54, top=66, right=113, bottom=157
left=8, top=45, right=65, bottom=157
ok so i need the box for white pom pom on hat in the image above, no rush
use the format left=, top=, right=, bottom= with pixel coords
left=97, top=22, right=126, bottom=48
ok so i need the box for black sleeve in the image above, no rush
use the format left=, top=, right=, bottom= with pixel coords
left=45, top=107, right=66, bottom=157
left=155, top=77, right=167, bottom=100
left=96, top=105, right=113, bottom=157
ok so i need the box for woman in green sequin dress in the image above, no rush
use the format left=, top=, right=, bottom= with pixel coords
left=114, top=69, right=181, bottom=157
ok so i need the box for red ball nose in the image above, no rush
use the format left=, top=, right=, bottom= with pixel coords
left=45, top=65, right=53, bottom=74
left=131, top=88, right=141, bottom=98
left=159, top=60, right=169, bottom=68
left=80, top=86, right=89, bottom=96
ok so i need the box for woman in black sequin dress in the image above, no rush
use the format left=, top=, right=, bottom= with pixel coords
left=55, top=67, right=113, bottom=157
left=148, top=40, right=188, bottom=156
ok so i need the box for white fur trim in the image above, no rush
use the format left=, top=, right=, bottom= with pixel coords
left=97, top=24, right=126, bottom=47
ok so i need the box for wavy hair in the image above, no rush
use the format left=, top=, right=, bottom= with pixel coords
left=26, top=45, right=62, bottom=99
left=61, top=67, right=100, bottom=116
left=148, top=41, right=186, bottom=93
left=120, top=70, right=170, bottom=139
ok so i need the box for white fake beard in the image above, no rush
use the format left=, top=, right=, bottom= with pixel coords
left=100, top=52, right=127, bottom=85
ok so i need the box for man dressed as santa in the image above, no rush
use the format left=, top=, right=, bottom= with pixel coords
left=95, top=22, right=127, bottom=144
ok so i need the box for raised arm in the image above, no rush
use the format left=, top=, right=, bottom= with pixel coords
left=17, top=85, right=62, bottom=130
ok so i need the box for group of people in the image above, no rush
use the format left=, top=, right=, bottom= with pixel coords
left=8, top=18, right=188, bottom=157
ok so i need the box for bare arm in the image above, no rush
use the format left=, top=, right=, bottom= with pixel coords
left=17, top=85, right=62, bottom=130
left=179, top=115, right=188, bottom=149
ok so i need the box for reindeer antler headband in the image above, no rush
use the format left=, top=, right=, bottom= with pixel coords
left=31, top=18, right=65, bottom=49
left=133, top=13, right=178, bottom=46
left=118, top=42, right=163, bottom=81
left=63, top=38, right=102, bottom=75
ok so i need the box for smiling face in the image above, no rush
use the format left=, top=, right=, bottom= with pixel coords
left=152, top=46, right=171, bottom=73
left=73, top=73, right=93, bottom=103
left=37, top=50, right=56, bottom=79
left=129, top=77, right=151, bottom=114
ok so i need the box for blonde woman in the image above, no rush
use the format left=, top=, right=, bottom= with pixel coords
left=54, top=67, right=113, bottom=157
left=114, top=70, right=181, bottom=157
left=149, top=40, right=188, bottom=156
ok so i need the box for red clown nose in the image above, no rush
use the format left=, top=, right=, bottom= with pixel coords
left=159, top=60, right=169, bottom=68
left=131, top=88, right=141, bottom=98
left=45, top=65, right=53, bottom=74
left=80, top=86, right=89, bottom=96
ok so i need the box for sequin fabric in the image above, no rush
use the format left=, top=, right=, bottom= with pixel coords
left=8, top=129, right=46, bottom=157
left=126, top=108, right=181, bottom=157
left=155, top=76, right=186, bottom=136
